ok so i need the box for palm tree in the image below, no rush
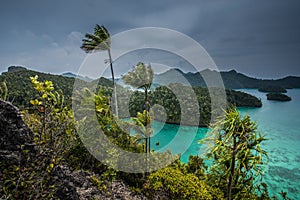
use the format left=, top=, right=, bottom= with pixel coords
left=202, top=107, right=268, bottom=200
left=81, top=24, right=118, bottom=116
left=131, top=110, right=153, bottom=154
left=122, top=62, right=154, bottom=154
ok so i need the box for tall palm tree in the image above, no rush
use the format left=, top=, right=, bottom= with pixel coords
left=81, top=24, right=118, bottom=115
left=122, top=62, right=154, bottom=154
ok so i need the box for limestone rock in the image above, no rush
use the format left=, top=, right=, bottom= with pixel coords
left=0, top=100, right=34, bottom=151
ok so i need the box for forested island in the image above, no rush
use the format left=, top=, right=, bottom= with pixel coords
left=267, top=93, right=292, bottom=101
left=0, top=66, right=262, bottom=127
left=258, top=85, right=287, bottom=93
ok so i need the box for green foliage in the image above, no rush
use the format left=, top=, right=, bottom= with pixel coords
left=226, top=89, right=262, bottom=107
left=131, top=110, right=153, bottom=151
left=0, top=68, right=87, bottom=108
left=1, top=151, right=58, bottom=199
left=126, top=84, right=262, bottom=127
left=122, top=62, right=154, bottom=92
left=1, top=76, right=78, bottom=199
left=0, top=81, right=8, bottom=101
left=151, top=85, right=183, bottom=124
left=90, top=175, right=103, bottom=189
left=73, top=87, right=144, bottom=152
left=81, top=24, right=116, bottom=89
left=203, top=107, right=268, bottom=199
left=81, top=24, right=111, bottom=52
left=24, top=76, right=76, bottom=148
left=146, top=167, right=220, bottom=200
left=123, top=62, right=154, bottom=159
left=266, top=93, right=291, bottom=101
left=185, top=155, right=208, bottom=179
left=25, top=75, right=77, bottom=156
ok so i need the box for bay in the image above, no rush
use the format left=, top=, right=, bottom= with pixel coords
left=148, top=89, right=300, bottom=199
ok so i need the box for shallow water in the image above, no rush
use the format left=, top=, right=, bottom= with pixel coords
left=148, top=89, right=300, bottom=199
left=237, top=89, right=300, bottom=199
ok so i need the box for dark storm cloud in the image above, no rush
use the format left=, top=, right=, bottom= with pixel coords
left=0, top=0, right=299, bottom=78
left=190, top=0, right=300, bottom=78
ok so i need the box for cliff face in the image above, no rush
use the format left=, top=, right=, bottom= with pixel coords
left=0, top=100, right=147, bottom=199
left=0, top=100, right=34, bottom=151
left=0, top=100, right=35, bottom=198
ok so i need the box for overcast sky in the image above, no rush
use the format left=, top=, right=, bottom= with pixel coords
left=0, top=0, right=300, bottom=78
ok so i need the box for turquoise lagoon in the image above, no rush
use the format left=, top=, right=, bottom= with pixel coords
left=147, top=89, right=300, bottom=199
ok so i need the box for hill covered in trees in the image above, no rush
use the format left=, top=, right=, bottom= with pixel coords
left=155, top=68, right=300, bottom=89
left=0, top=66, right=262, bottom=127
left=0, top=66, right=111, bottom=108
left=115, top=84, right=261, bottom=127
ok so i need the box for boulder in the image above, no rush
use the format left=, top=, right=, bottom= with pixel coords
left=0, top=100, right=34, bottom=151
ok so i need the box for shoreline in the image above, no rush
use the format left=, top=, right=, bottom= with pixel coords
left=120, top=104, right=260, bottom=128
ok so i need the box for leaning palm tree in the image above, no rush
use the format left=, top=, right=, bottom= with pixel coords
left=81, top=24, right=118, bottom=116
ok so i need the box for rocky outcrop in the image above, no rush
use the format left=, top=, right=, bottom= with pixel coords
left=0, top=100, right=34, bottom=151
left=0, top=100, right=146, bottom=199
left=7, top=66, right=27, bottom=72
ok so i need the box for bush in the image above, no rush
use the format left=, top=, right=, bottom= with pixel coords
left=146, top=167, right=222, bottom=200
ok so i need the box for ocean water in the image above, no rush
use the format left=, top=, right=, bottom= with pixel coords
left=148, top=89, right=300, bottom=199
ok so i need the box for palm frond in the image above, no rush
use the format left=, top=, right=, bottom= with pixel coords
left=81, top=24, right=111, bottom=53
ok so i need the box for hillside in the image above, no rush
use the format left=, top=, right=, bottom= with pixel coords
left=0, top=67, right=111, bottom=108
left=155, top=68, right=300, bottom=89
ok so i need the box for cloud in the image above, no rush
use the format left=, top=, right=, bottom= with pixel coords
left=0, top=0, right=300, bottom=78
left=0, top=30, right=86, bottom=74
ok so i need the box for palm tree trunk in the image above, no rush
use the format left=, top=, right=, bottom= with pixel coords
left=145, top=88, right=149, bottom=153
left=145, top=88, right=149, bottom=173
left=108, top=49, right=115, bottom=86
left=108, top=49, right=118, bottom=117
left=227, top=136, right=237, bottom=200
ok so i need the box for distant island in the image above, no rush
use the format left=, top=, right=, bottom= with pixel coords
left=61, top=72, right=94, bottom=82
left=266, top=93, right=292, bottom=101
left=258, top=85, right=287, bottom=93
left=154, top=68, right=298, bottom=103
left=155, top=68, right=300, bottom=89
left=258, top=85, right=292, bottom=101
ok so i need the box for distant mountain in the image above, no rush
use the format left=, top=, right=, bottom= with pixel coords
left=154, top=68, right=300, bottom=89
left=62, top=72, right=94, bottom=82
